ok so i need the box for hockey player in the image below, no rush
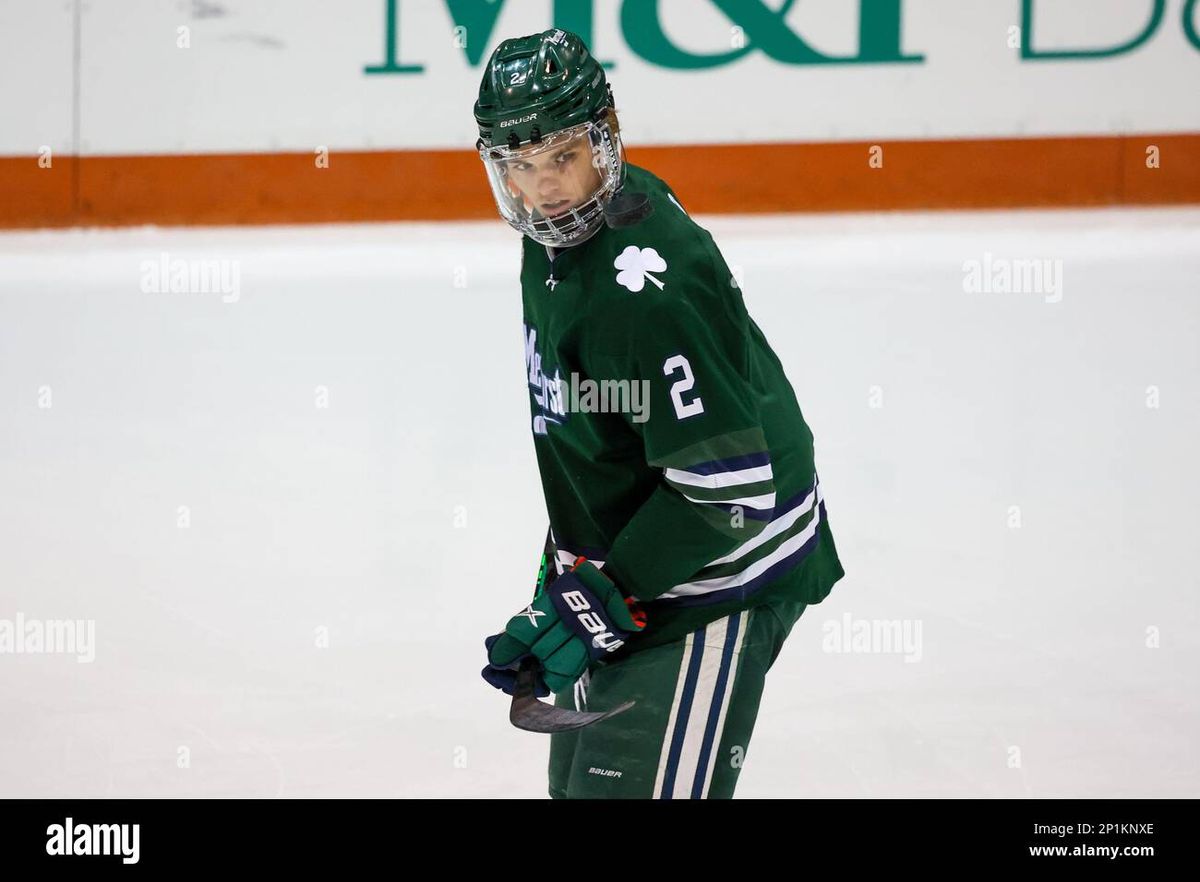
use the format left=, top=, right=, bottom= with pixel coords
left=476, top=28, right=845, bottom=798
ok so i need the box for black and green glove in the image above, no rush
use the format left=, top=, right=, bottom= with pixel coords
left=481, top=558, right=647, bottom=696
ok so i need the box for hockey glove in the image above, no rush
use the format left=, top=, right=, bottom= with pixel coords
left=481, top=559, right=647, bottom=696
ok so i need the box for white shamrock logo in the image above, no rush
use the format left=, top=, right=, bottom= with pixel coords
left=614, top=245, right=667, bottom=292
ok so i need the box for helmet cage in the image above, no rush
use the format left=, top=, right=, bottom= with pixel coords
left=478, top=117, right=624, bottom=247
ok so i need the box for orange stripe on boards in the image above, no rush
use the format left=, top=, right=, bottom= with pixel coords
left=75, top=150, right=494, bottom=227
left=0, top=134, right=1197, bottom=229
left=0, top=156, right=76, bottom=227
left=636, top=134, right=1199, bottom=213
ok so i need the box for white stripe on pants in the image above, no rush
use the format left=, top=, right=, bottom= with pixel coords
left=652, top=611, right=748, bottom=799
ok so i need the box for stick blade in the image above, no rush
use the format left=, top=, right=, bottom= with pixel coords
left=508, top=659, right=634, bottom=733
left=510, top=694, right=635, bottom=733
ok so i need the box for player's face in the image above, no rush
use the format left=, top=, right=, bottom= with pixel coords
left=504, top=134, right=602, bottom=218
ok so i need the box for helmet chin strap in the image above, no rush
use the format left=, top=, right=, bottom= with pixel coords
left=528, top=191, right=608, bottom=247
left=602, top=189, right=653, bottom=229
left=531, top=185, right=653, bottom=246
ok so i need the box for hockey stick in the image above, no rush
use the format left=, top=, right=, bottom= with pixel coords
left=508, top=530, right=636, bottom=733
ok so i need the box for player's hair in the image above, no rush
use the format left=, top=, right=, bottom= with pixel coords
left=605, top=107, right=621, bottom=138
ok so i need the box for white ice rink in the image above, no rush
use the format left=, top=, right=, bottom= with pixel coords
left=1, top=207, right=1198, bottom=798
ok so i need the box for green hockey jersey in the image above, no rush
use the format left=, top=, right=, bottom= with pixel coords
left=520, top=163, right=844, bottom=655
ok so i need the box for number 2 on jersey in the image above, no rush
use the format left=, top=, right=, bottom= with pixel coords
left=662, top=354, right=705, bottom=420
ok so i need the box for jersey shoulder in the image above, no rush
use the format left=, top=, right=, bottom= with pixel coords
left=608, top=164, right=715, bottom=255
left=586, top=164, right=727, bottom=306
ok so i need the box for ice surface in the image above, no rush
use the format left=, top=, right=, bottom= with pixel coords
left=1, top=207, right=1197, bottom=797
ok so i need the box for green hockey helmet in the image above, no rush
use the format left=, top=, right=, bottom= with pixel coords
left=474, top=29, right=625, bottom=247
